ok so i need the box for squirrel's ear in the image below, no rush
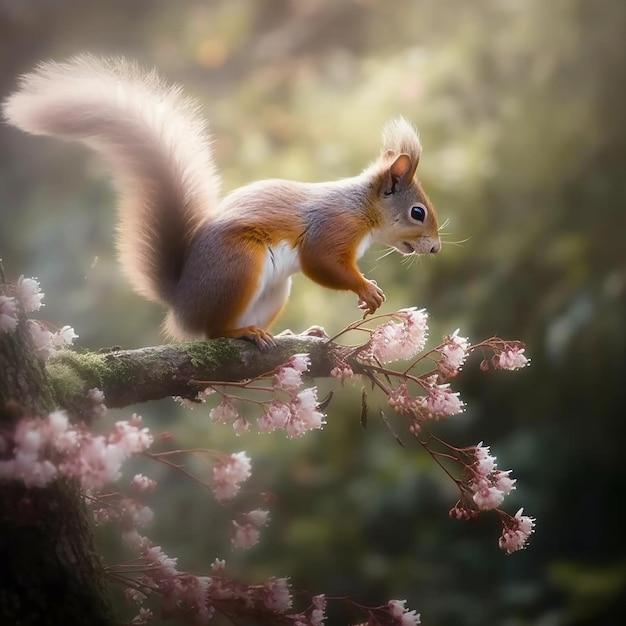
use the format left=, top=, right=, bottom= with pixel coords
left=384, top=153, right=416, bottom=194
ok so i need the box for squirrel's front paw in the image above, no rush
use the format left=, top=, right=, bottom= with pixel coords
left=357, top=280, right=386, bottom=315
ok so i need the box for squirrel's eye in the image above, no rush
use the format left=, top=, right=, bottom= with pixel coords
left=410, top=204, right=427, bottom=222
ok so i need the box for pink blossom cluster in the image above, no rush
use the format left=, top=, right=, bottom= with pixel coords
left=93, top=497, right=154, bottom=529
left=436, top=329, right=470, bottom=378
left=449, top=443, right=534, bottom=553
left=211, top=451, right=252, bottom=501
left=208, top=402, right=250, bottom=436
left=131, top=473, right=157, bottom=492
left=493, top=346, right=530, bottom=370
left=0, top=275, right=79, bottom=355
left=330, top=362, right=355, bottom=380
left=209, top=400, right=239, bottom=424
left=499, top=508, right=536, bottom=553
left=479, top=343, right=530, bottom=372
left=387, top=599, right=421, bottom=625
left=119, top=530, right=218, bottom=623
left=231, top=508, right=270, bottom=549
left=174, top=387, right=217, bottom=409
left=89, top=482, right=153, bottom=535
left=206, top=354, right=325, bottom=438
left=416, top=383, right=465, bottom=419
left=273, top=353, right=310, bottom=391
left=117, top=534, right=327, bottom=626
left=0, top=410, right=152, bottom=490
left=140, top=544, right=214, bottom=623
left=361, top=308, right=429, bottom=364
left=27, top=320, right=79, bottom=358
left=16, top=275, right=45, bottom=312
left=388, top=382, right=464, bottom=428
left=256, top=387, right=325, bottom=437
left=264, top=355, right=326, bottom=436
left=88, top=387, right=108, bottom=418
left=469, top=443, right=517, bottom=511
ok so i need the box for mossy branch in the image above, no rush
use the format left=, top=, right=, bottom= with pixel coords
left=47, top=336, right=357, bottom=413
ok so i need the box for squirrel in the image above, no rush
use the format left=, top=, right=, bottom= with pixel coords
left=3, top=55, right=441, bottom=348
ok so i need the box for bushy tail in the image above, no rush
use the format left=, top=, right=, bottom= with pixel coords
left=3, top=54, right=221, bottom=303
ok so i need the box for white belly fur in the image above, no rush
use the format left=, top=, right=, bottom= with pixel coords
left=355, top=232, right=373, bottom=259
left=235, top=241, right=301, bottom=328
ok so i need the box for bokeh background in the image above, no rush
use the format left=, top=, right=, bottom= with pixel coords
left=1, top=1, right=625, bottom=624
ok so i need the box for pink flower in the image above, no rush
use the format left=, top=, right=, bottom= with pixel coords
left=472, top=485, right=505, bottom=510
left=108, top=419, right=153, bottom=454
left=499, top=508, right=535, bottom=553
left=273, top=366, right=304, bottom=392
left=365, top=308, right=429, bottom=363
left=262, top=578, right=292, bottom=613
left=244, top=509, right=270, bottom=527
left=416, top=383, right=464, bottom=418
left=437, top=329, right=469, bottom=378
left=51, top=325, right=79, bottom=347
left=468, top=442, right=517, bottom=510
left=131, top=473, right=157, bottom=492
left=493, top=470, right=516, bottom=495
left=474, top=444, right=497, bottom=477
left=145, top=545, right=178, bottom=577
left=311, top=594, right=326, bottom=625
left=209, top=400, right=238, bottom=424
left=494, top=346, right=530, bottom=370
left=122, top=500, right=154, bottom=527
left=288, top=353, right=311, bottom=372
left=122, top=530, right=151, bottom=551
left=88, top=388, right=107, bottom=417
left=387, top=383, right=414, bottom=417
left=211, top=559, right=226, bottom=572
left=448, top=502, right=479, bottom=521
left=231, top=521, right=261, bottom=549
left=16, top=275, right=44, bottom=312
left=258, top=401, right=292, bottom=432
left=387, top=599, right=421, bottom=625
left=330, top=363, right=354, bottom=379
left=233, top=416, right=250, bottom=435
left=212, top=451, right=252, bottom=501
left=292, top=387, right=325, bottom=432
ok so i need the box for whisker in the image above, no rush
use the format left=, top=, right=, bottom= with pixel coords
left=376, top=247, right=397, bottom=262
left=438, top=217, right=451, bottom=232
left=402, top=254, right=419, bottom=269
left=439, top=236, right=471, bottom=246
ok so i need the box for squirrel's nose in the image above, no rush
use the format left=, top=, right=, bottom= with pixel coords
left=430, top=240, right=441, bottom=254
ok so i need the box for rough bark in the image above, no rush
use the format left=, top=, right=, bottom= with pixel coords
left=1, top=268, right=115, bottom=626
left=47, top=335, right=354, bottom=412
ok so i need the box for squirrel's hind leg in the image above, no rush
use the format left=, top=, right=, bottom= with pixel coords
left=219, top=325, right=277, bottom=350
left=163, top=310, right=276, bottom=349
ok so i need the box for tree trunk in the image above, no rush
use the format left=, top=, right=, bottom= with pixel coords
left=0, top=268, right=115, bottom=626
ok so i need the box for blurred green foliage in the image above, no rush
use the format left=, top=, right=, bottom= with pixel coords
left=1, top=0, right=625, bottom=624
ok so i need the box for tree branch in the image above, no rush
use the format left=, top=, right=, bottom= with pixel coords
left=47, top=335, right=356, bottom=412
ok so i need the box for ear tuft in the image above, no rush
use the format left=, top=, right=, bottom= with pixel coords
left=381, top=117, right=422, bottom=167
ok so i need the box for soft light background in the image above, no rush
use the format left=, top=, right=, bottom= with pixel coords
left=1, top=0, right=624, bottom=624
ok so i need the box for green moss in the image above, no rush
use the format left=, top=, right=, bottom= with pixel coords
left=50, top=350, right=136, bottom=385
left=182, top=339, right=241, bottom=368
left=46, top=361, right=86, bottom=408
